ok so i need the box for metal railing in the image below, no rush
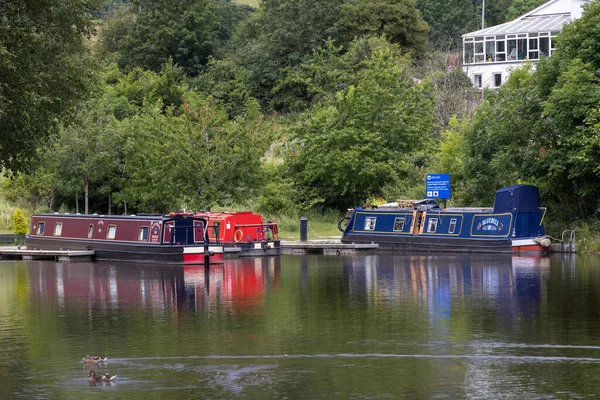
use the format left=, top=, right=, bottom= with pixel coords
left=561, top=229, right=577, bottom=253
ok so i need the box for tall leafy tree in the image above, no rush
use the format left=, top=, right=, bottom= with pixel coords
left=234, top=0, right=345, bottom=110
left=0, top=0, right=101, bottom=172
left=285, top=37, right=434, bottom=210
left=415, top=0, right=480, bottom=49
left=504, top=0, right=547, bottom=21
left=337, top=0, right=429, bottom=56
left=116, top=0, right=221, bottom=76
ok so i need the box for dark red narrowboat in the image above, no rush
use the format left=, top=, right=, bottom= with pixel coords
left=25, top=213, right=224, bottom=264
left=185, top=211, right=280, bottom=256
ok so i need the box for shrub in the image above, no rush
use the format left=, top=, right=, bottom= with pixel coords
left=13, top=208, right=27, bottom=234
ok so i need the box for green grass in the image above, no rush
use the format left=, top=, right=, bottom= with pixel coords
left=234, top=0, right=260, bottom=7
left=0, top=196, right=32, bottom=234
left=266, top=210, right=343, bottom=241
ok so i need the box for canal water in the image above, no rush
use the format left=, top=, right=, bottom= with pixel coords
left=1, top=254, right=600, bottom=399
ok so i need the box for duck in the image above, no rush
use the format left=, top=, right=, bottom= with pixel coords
left=82, top=354, right=107, bottom=363
left=88, top=370, right=117, bottom=383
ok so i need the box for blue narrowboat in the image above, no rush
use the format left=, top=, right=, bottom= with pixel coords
left=339, top=185, right=551, bottom=254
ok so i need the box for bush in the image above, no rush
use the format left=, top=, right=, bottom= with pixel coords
left=13, top=208, right=27, bottom=234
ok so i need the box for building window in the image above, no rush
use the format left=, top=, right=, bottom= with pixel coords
left=507, top=38, right=517, bottom=60
left=449, top=219, right=457, bottom=234
left=54, top=223, right=63, bottom=236
left=464, top=41, right=474, bottom=64
left=138, top=226, right=149, bottom=241
left=493, top=73, right=502, bottom=87
left=485, top=39, right=495, bottom=62
left=427, top=218, right=438, bottom=233
left=528, top=37, right=539, bottom=60
left=517, top=37, right=527, bottom=60
left=540, top=37, right=550, bottom=57
left=474, top=38, right=485, bottom=63
left=107, top=225, right=117, bottom=240
left=37, top=222, right=45, bottom=235
left=496, top=38, right=506, bottom=61
left=393, top=217, right=405, bottom=232
left=88, top=224, right=94, bottom=239
left=364, top=217, right=377, bottom=231
left=474, top=74, right=482, bottom=88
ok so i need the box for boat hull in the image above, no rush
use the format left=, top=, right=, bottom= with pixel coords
left=341, top=232, right=514, bottom=253
left=222, top=241, right=281, bottom=257
left=341, top=233, right=547, bottom=254
left=25, top=237, right=224, bottom=265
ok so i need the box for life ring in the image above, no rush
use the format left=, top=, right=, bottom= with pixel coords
left=234, top=229, right=244, bottom=243
left=338, top=216, right=350, bottom=232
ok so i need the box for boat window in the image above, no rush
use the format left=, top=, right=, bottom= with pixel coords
left=138, top=226, right=149, bottom=241
left=393, top=217, right=405, bottom=232
left=364, top=217, right=377, bottom=231
left=37, top=222, right=45, bottom=235
left=449, top=218, right=457, bottom=234
left=107, top=225, right=117, bottom=240
left=54, top=223, right=62, bottom=236
left=88, top=224, right=94, bottom=239
left=427, top=218, right=438, bottom=233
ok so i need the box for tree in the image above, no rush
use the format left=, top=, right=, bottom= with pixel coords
left=285, top=37, right=434, bottom=210
left=461, top=66, right=544, bottom=205
left=118, top=96, right=269, bottom=212
left=337, top=0, right=429, bottom=56
left=233, top=0, right=345, bottom=110
left=0, top=0, right=101, bottom=172
left=415, top=0, right=480, bottom=49
left=504, top=0, right=547, bottom=21
left=116, top=0, right=221, bottom=76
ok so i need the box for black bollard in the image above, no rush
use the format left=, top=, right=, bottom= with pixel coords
left=204, top=243, right=210, bottom=267
left=300, top=216, right=308, bottom=242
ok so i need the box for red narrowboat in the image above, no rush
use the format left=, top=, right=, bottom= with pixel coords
left=172, top=211, right=280, bottom=257
left=25, top=213, right=224, bottom=264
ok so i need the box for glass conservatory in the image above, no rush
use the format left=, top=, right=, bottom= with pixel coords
left=462, top=0, right=589, bottom=88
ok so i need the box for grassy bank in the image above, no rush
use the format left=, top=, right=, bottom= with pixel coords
left=234, top=0, right=260, bottom=7
left=0, top=197, right=32, bottom=233
left=265, top=210, right=343, bottom=241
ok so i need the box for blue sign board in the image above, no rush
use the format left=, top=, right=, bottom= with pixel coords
left=426, top=174, right=450, bottom=199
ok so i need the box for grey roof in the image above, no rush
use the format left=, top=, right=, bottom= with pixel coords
left=463, top=13, right=571, bottom=37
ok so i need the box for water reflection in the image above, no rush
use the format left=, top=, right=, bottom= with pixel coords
left=341, top=253, right=551, bottom=308
left=3, top=254, right=600, bottom=398
left=26, top=258, right=281, bottom=315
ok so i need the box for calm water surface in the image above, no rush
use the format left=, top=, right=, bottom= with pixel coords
left=1, top=254, right=600, bottom=399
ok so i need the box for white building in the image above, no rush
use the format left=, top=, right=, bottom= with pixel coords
left=462, top=0, right=590, bottom=89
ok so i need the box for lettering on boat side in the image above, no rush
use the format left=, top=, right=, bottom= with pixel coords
left=151, top=221, right=161, bottom=242
left=478, top=217, right=501, bottom=231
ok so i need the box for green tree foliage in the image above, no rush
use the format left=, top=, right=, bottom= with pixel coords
left=115, top=0, right=220, bottom=76
left=12, top=208, right=26, bottom=235
left=461, top=66, right=544, bottom=205
left=337, top=0, right=429, bottom=56
left=119, top=96, right=269, bottom=212
left=285, top=37, right=434, bottom=210
left=0, top=0, right=101, bottom=172
left=233, top=0, right=345, bottom=109
left=6, top=63, right=271, bottom=214
left=504, top=0, right=547, bottom=21
left=415, top=0, right=480, bottom=49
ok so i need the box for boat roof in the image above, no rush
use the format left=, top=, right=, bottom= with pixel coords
left=33, top=213, right=206, bottom=221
